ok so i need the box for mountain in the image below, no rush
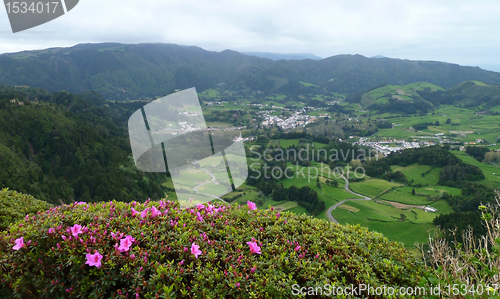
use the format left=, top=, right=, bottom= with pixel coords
left=1, top=43, right=500, bottom=101
left=241, top=52, right=323, bottom=61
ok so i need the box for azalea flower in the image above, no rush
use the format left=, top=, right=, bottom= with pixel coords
left=196, top=212, right=203, bottom=222
left=140, top=208, right=149, bottom=219
left=13, top=237, right=25, bottom=250
left=247, top=201, right=257, bottom=210
left=246, top=241, right=261, bottom=254
left=131, top=208, right=139, bottom=217
left=196, top=203, right=205, bottom=210
left=70, top=224, right=83, bottom=237
left=150, top=206, right=160, bottom=218
left=85, top=251, right=103, bottom=267
left=191, top=242, right=202, bottom=259
left=48, top=228, right=55, bottom=234
left=118, top=235, right=135, bottom=252
left=294, top=245, right=301, bottom=251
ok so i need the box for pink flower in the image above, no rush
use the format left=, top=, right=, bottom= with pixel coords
left=250, top=267, right=256, bottom=273
left=85, top=251, right=103, bottom=267
left=196, top=212, right=203, bottom=222
left=246, top=241, right=261, bottom=254
left=196, top=203, right=205, bottom=210
left=13, top=237, right=24, bottom=250
left=150, top=206, right=160, bottom=218
left=48, top=228, right=55, bottom=234
left=191, top=242, right=202, bottom=259
left=131, top=208, right=138, bottom=217
left=179, top=260, right=184, bottom=266
left=70, top=224, right=83, bottom=237
left=294, top=246, right=301, bottom=251
left=140, top=208, right=149, bottom=219
left=61, top=235, right=67, bottom=241
left=247, top=201, right=257, bottom=210
left=118, top=235, right=135, bottom=252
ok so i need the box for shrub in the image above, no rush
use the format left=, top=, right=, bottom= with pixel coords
left=1, top=199, right=423, bottom=298
left=421, top=191, right=500, bottom=298
left=0, top=188, right=53, bottom=231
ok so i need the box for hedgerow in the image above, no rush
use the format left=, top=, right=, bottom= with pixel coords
left=0, top=188, right=53, bottom=231
left=1, top=199, right=423, bottom=298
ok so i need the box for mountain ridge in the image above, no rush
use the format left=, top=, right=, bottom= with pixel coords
left=1, top=42, right=500, bottom=101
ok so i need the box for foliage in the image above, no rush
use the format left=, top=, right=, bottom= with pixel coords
left=0, top=87, right=166, bottom=205
left=465, top=146, right=490, bottom=161
left=421, top=192, right=500, bottom=298
left=0, top=189, right=52, bottom=231
left=0, top=199, right=424, bottom=298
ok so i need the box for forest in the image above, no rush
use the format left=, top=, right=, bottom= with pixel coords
left=0, top=85, right=166, bottom=205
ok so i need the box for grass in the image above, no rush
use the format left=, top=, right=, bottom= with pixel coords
left=273, top=201, right=299, bottom=211
left=390, top=164, right=441, bottom=186
left=452, top=151, right=500, bottom=188
left=379, top=189, right=431, bottom=205
left=279, top=139, right=300, bottom=148
left=429, top=200, right=454, bottom=214
left=399, top=186, right=462, bottom=196
left=206, top=121, right=232, bottom=128
left=331, top=206, right=436, bottom=248
left=349, top=178, right=401, bottom=198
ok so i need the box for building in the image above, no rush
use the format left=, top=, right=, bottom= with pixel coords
left=424, top=206, right=437, bottom=212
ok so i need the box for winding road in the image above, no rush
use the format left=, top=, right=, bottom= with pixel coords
left=193, top=168, right=228, bottom=203
left=325, top=173, right=371, bottom=224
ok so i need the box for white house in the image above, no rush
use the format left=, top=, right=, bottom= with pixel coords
left=424, top=206, right=437, bottom=212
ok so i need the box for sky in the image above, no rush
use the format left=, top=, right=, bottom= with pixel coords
left=1, top=0, right=500, bottom=71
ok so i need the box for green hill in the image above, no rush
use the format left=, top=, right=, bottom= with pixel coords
left=2, top=43, right=500, bottom=101
left=360, top=82, right=444, bottom=107
left=0, top=86, right=165, bottom=205
left=416, top=80, right=500, bottom=109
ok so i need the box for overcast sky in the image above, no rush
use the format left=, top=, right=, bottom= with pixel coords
left=1, top=0, right=500, bottom=71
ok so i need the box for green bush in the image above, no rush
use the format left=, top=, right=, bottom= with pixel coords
left=1, top=199, right=424, bottom=298
left=0, top=188, right=53, bottom=231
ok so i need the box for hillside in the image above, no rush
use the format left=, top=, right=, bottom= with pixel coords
left=359, top=82, right=444, bottom=107
left=0, top=85, right=165, bottom=205
left=1, top=43, right=500, bottom=101
left=417, top=80, right=500, bottom=109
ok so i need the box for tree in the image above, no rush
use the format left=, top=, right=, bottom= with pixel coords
left=412, top=188, right=416, bottom=195
left=400, top=214, right=407, bottom=221
left=434, top=121, right=440, bottom=126
left=445, top=118, right=451, bottom=124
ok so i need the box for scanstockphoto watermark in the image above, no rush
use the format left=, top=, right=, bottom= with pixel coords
left=291, top=284, right=427, bottom=297
left=248, top=145, right=377, bottom=182
left=3, top=0, right=79, bottom=33
left=249, top=162, right=365, bottom=182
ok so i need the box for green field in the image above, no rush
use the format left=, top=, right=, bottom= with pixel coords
left=452, top=151, right=500, bottom=188
left=390, top=164, right=441, bottom=186
left=331, top=204, right=436, bottom=248
left=379, top=189, right=431, bottom=205
left=349, top=178, right=401, bottom=198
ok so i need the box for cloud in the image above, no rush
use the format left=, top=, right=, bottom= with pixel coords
left=0, top=0, right=499, bottom=65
